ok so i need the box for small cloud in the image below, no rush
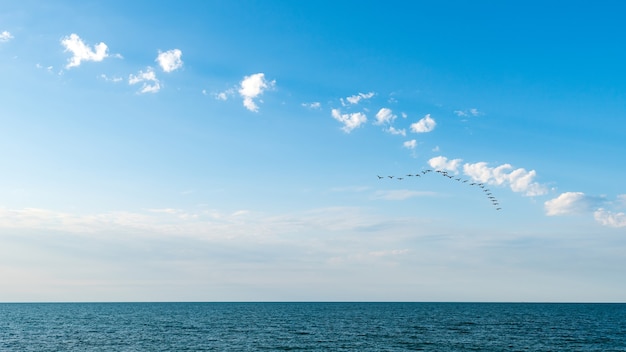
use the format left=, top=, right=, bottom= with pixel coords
left=410, top=114, right=436, bottom=133
left=0, top=30, right=13, bottom=42
left=302, top=102, right=321, bottom=109
left=594, top=208, right=626, bottom=228
left=215, top=88, right=235, bottom=100
left=60, top=33, right=109, bottom=69
left=341, top=92, right=375, bottom=106
left=403, top=139, right=417, bottom=149
left=239, top=73, right=275, bottom=112
left=156, top=49, right=183, bottom=73
left=401, top=112, right=408, bottom=119
left=428, top=156, right=462, bottom=174
left=129, top=67, right=160, bottom=93
left=100, top=74, right=123, bottom=82
left=455, top=108, right=481, bottom=118
left=374, top=108, right=396, bottom=125
left=331, top=108, right=367, bottom=133
left=386, top=126, right=406, bottom=136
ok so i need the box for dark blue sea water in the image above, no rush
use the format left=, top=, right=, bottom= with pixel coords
left=1, top=302, right=625, bottom=351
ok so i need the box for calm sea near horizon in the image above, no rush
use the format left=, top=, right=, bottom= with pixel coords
left=1, top=302, right=625, bottom=351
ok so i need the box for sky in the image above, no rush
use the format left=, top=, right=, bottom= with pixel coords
left=1, top=1, right=625, bottom=302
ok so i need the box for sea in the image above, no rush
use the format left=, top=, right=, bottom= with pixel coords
left=1, top=302, right=625, bottom=351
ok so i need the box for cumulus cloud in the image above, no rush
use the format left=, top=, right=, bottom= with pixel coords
left=1, top=30, right=13, bottom=42
left=129, top=67, right=160, bottom=93
left=331, top=109, right=367, bottom=133
left=341, top=92, right=375, bottom=106
left=594, top=209, right=626, bottom=228
left=410, top=114, right=436, bottom=133
left=544, top=192, right=599, bottom=216
left=156, top=49, right=183, bottom=73
left=60, top=33, right=109, bottom=69
left=239, top=73, right=275, bottom=112
left=463, top=161, right=547, bottom=196
left=374, top=108, right=396, bottom=125
left=403, top=140, right=417, bottom=149
left=428, top=156, right=463, bottom=174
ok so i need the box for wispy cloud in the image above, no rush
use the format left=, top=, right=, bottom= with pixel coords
left=156, top=49, right=183, bottom=73
left=302, top=102, right=321, bottom=109
left=239, top=73, right=275, bottom=112
left=129, top=67, right=160, bottom=93
left=0, top=30, right=13, bottom=42
left=403, top=139, right=417, bottom=149
left=214, top=88, right=235, bottom=100
left=341, top=92, right=375, bottom=106
left=454, top=108, right=481, bottom=117
left=410, top=114, right=436, bottom=133
left=100, top=74, right=123, bottom=82
left=331, top=109, right=367, bottom=133
left=60, top=34, right=109, bottom=69
left=594, top=208, right=626, bottom=228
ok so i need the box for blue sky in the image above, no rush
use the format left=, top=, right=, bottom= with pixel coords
left=1, top=1, right=625, bottom=302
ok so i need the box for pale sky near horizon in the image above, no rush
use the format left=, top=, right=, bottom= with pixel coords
left=1, top=1, right=625, bottom=302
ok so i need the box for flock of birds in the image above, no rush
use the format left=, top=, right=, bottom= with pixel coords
left=377, top=169, right=502, bottom=210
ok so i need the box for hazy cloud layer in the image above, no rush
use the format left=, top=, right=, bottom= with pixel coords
left=60, top=33, right=109, bottom=69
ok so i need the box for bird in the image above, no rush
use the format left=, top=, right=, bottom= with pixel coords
left=377, top=175, right=384, bottom=179
left=388, top=176, right=394, bottom=179
left=397, top=177, right=404, bottom=180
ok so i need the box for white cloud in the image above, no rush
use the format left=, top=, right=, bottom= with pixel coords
left=387, top=126, right=406, bottom=136
left=374, top=108, right=396, bottom=125
left=156, top=49, right=183, bottom=73
left=239, top=73, right=275, bottom=112
left=331, top=109, right=367, bottom=133
left=544, top=192, right=601, bottom=216
left=403, top=140, right=416, bottom=149
left=594, top=209, right=626, bottom=228
left=455, top=108, right=481, bottom=117
left=341, top=92, right=375, bottom=106
left=0, top=30, right=13, bottom=42
left=215, top=88, right=235, bottom=101
left=100, top=74, right=123, bottom=82
left=428, top=156, right=463, bottom=174
left=302, top=102, right=321, bottom=109
left=463, top=161, right=547, bottom=196
left=60, top=33, right=109, bottom=69
left=410, top=114, right=436, bottom=133
left=129, top=67, right=160, bottom=93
